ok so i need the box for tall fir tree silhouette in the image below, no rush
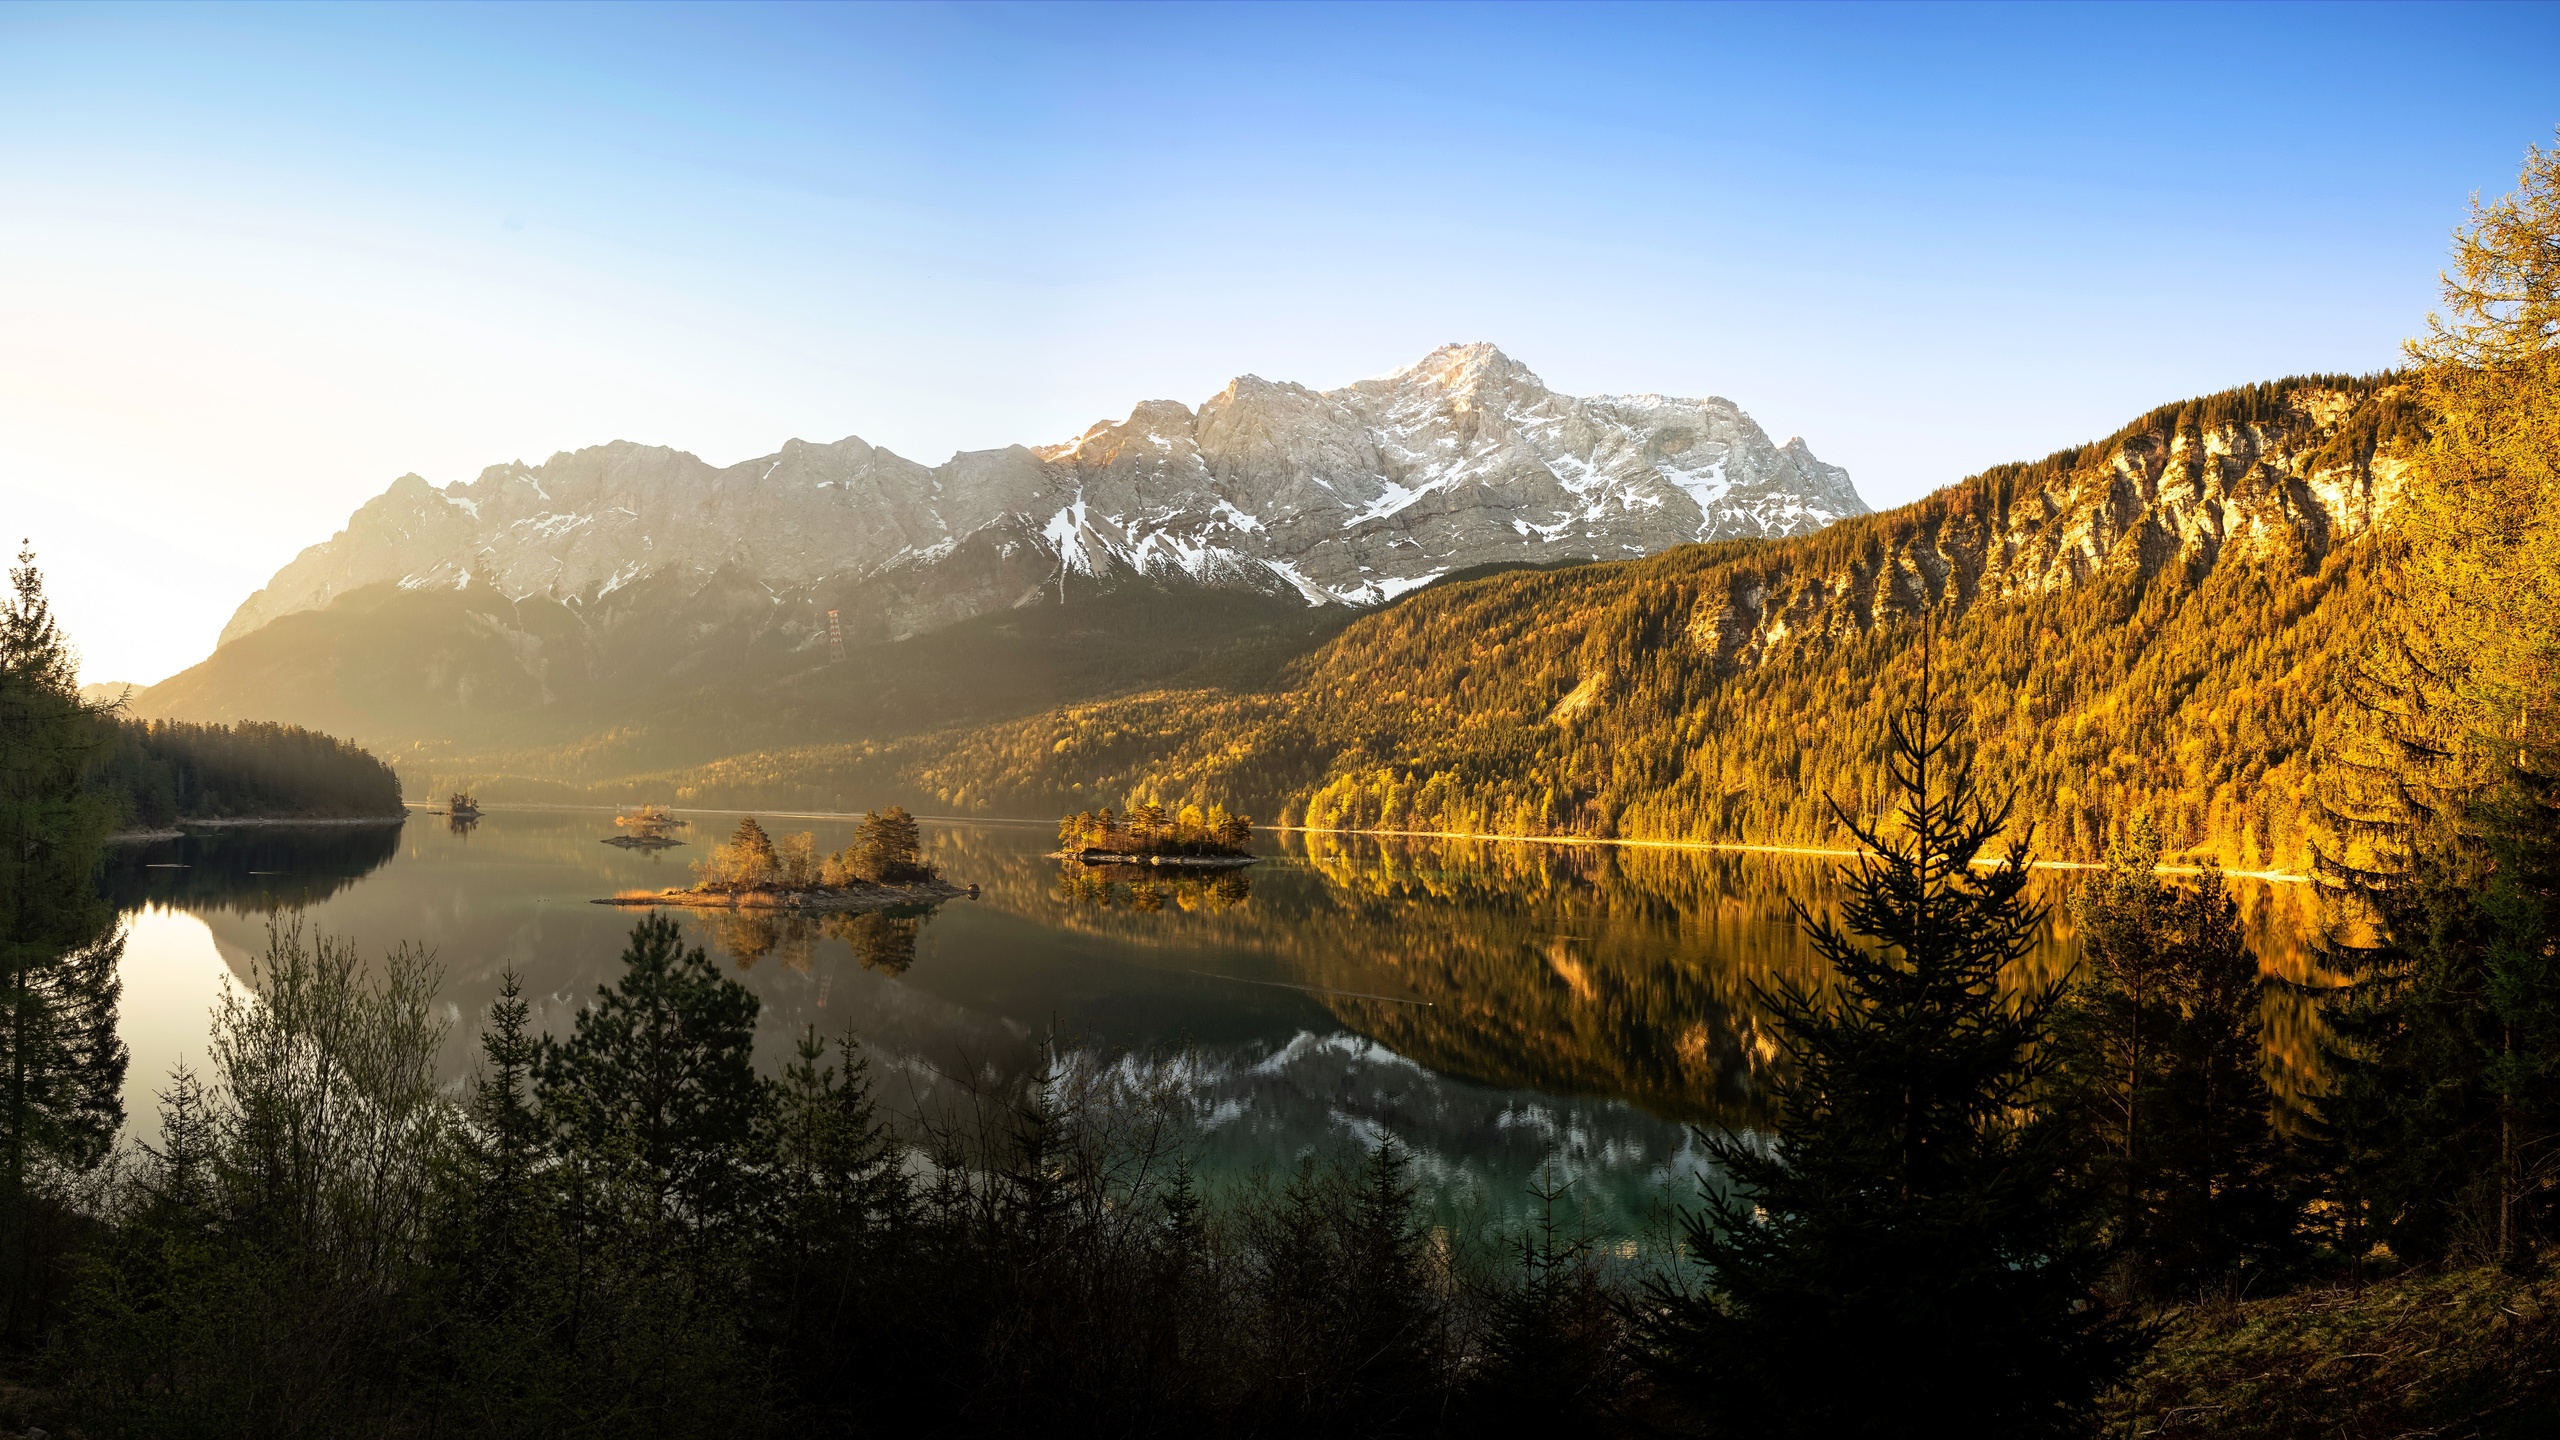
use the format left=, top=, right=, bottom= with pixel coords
left=0, top=545, right=127, bottom=1339
left=2055, top=829, right=2302, bottom=1298
left=1644, top=625, right=2127, bottom=1439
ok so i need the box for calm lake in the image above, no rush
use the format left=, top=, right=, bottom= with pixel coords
left=102, top=808, right=2330, bottom=1235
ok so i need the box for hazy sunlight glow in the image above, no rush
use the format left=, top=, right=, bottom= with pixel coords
left=1, top=1, right=2554, bottom=683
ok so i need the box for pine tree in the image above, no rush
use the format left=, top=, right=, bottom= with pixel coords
left=458, top=969, right=548, bottom=1311
left=538, top=916, right=768, bottom=1273
left=430, top=967, right=577, bottom=1433
left=1131, top=800, right=1167, bottom=841
left=2056, top=818, right=2182, bottom=1273
left=1339, top=1139, right=1442, bottom=1428
left=756, top=1026, right=907, bottom=1426
left=2056, top=828, right=2300, bottom=1295
left=1153, top=1154, right=1206, bottom=1288
left=848, top=805, right=931, bottom=884
left=2323, top=776, right=2560, bottom=1267
left=138, top=1061, right=217, bottom=1226
left=1642, top=650, right=2125, bottom=1439
left=1464, top=1165, right=1627, bottom=1427
left=2150, top=863, right=2302, bottom=1290
left=2317, top=835, right=2503, bottom=1266
left=2476, top=771, right=2560, bottom=1256
left=0, top=544, right=128, bottom=1336
left=1252, top=1142, right=1444, bottom=1436
left=2313, top=131, right=2560, bottom=1268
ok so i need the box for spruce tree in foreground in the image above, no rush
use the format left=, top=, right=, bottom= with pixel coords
left=2055, top=824, right=2300, bottom=1297
left=454, top=969, right=548, bottom=1313
left=2318, top=799, right=2560, bottom=1267
left=753, top=1024, right=909, bottom=1428
left=2312, top=129, right=2560, bottom=1269
left=0, top=544, right=128, bottom=1339
left=2144, top=862, right=2302, bottom=1290
left=1463, top=1167, right=1629, bottom=1428
left=1643, top=670, right=2126, bottom=1439
left=537, top=913, right=766, bottom=1269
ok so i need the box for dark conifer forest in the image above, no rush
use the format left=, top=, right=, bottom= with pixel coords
left=93, top=717, right=404, bottom=826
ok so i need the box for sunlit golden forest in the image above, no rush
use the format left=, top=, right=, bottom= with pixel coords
left=600, top=375, right=2420, bottom=872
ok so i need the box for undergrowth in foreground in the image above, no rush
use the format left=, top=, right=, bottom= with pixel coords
left=2112, top=1264, right=2560, bottom=1438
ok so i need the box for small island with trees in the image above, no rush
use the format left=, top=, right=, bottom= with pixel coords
left=602, top=803, right=687, bottom=849
left=596, top=806, right=965, bottom=912
left=1054, top=800, right=1255, bottom=867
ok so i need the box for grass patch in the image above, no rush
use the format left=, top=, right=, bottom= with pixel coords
left=2113, top=1263, right=2560, bottom=1438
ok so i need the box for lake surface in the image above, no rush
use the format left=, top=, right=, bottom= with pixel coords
left=103, top=809, right=2330, bottom=1235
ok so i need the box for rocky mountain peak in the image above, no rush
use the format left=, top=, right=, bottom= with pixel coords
left=218, top=344, right=1873, bottom=648
left=1391, top=340, right=1538, bottom=395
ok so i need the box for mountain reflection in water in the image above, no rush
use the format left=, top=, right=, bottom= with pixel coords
left=103, top=809, right=2331, bottom=1233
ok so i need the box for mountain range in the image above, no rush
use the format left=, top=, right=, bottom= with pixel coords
left=140, top=344, right=1864, bottom=768
left=141, top=343, right=2421, bottom=871
left=214, top=342, right=1861, bottom=645
left=470, top=374, right=2415, bottom=871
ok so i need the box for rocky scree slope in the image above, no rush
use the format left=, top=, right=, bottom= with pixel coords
left=605, top=376, right=2417, bottom=871
left=218, top=342, right=1863, bottom=648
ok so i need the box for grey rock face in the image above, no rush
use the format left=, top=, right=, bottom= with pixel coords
left=221, top=343, right=1867, bottom=646
left=1677, top=384, right=2408, bottom=674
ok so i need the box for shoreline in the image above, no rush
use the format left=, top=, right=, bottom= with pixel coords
left=411, top=800, right=1052, bottom=828
left=1265, top=824, right=2313, bottom=885
left=1049, top=850, right=1257, bottom=869
left=593, top=876, right=970, bottom=914
left=108, top=813, right=409, bottom=844
left=371, top=801, right=2308, bottom=885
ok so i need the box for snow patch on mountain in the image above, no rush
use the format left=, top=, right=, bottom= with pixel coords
left=218, top=344, right=1870, bottom=647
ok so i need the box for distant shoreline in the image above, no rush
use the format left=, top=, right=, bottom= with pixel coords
left=1267, top=823, right=2313, bottom=885
left=347, top=801, right=2312, bottom=885
left=107, top=813, right=409, bottom=844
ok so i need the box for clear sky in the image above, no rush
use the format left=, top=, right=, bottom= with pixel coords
left=4, top=1, right=2555, bottom=685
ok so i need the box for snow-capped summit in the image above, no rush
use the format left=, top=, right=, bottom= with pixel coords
left=220, top=344, right=1867, bottom=646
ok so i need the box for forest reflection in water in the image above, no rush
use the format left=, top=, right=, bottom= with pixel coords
left=975, top=828, right=2338, bottom=1128
left=101, top=811, right=2335, bottom=1233
left=105, top=822, right=404, bottom=915
left=700, top=906, right=931, bottom=977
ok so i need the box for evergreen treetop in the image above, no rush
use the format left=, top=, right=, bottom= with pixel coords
left=537, top=913, right=766, bottom=1255
left=1644, top=645, right=2125, bottom=1439
left=0, top=546, right=127, bottom=1339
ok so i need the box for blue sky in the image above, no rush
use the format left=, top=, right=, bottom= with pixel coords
left=3, top=1, right=2555, bottom=683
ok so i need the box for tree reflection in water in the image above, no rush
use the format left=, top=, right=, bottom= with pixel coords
left=700, top=905, right=932, bottom=976
left=104, top=824, right=405, bottom=915
left=1056, top=863, right=1251, bottom=913
left=944, top=826, right=2340, bottom=1131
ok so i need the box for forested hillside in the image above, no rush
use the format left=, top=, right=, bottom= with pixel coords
left=579, top=375, right=2418, bottom=871
left=95, top=717, right=404, bottom=825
